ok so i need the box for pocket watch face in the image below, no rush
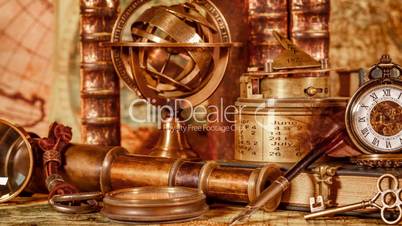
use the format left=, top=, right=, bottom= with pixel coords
left=348, top=84, right=402, bottom=153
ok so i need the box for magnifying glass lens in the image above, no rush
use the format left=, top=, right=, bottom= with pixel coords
left=0, top=121, right=32, bottom=201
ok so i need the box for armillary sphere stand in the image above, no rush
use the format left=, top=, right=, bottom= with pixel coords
left=151, top=107, right=197, bottom=159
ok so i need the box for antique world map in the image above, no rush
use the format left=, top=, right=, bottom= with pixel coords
left=0, top=0, right=53, bottom=135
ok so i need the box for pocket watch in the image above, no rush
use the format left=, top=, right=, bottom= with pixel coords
left=346, top=55, right=402, bottom=154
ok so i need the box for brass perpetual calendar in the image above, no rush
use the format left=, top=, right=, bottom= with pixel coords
left=234, top=32, right=349, bottom=164
left=346, top=55, right=402, bottom=155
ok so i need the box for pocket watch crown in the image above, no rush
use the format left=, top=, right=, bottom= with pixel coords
left=380, top=54, right=392, bottom=64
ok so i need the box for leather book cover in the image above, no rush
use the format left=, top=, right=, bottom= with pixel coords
left=248, top=0, right=288, bottom=67
left=289, top=0, right=330, bottom=62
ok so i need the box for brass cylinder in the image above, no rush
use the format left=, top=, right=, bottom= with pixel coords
left=100, top=148, right=178, bottom=192
left=202, top=163, right=253, bottom=202
left=199, top=162, right=247, bottom=202
left=195, top=161, right=282, bottom=209
left=235, top=98, right=348, bottom=163
left=61, top=144, right=113, bottom=191
left=172, top=161, right=203, bottom=188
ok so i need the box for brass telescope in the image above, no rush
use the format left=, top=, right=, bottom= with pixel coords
left=0, top=119, right=282, bottom=210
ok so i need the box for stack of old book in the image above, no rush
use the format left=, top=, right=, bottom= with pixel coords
left=282, top=162, right=402, bottom=216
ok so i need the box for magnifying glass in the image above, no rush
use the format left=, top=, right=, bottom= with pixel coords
left=0, top=118, right=43, bottom=203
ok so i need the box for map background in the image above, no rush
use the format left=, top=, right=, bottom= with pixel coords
left=0, top=0, right=401, bottom=153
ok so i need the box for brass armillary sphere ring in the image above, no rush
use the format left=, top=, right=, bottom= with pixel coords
left=110, top=0, right=238, bottom=108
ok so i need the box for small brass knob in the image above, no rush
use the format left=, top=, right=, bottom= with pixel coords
left=305, top=86, right=323, bottom=97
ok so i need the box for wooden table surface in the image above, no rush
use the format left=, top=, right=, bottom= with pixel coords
left=0, top=197, right=387, bottom=226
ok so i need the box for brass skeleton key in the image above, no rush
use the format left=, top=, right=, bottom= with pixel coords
left=304, top=193, right=381, bottom=220
left=305, top=174, right=402, bottom=225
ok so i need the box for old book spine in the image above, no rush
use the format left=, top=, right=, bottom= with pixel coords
left=289, top=0, right=330, bottom=68
left=248, top=0, right=288, bottom=67
left=80, top=0, right=120, bottom=146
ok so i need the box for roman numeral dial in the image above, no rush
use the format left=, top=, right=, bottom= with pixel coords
left=349, top=85, right=402, bottom=153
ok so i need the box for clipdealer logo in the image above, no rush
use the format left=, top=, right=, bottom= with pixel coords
left=128, top=98, right=242, bottom=132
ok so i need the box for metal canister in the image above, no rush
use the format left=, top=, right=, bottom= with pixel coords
left=100, top=148, right=177, bottom=192
left=235, top=98, right=348, bottom=163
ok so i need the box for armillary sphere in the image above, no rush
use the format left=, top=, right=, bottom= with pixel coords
left=107, top=0, right=240, bottom=159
